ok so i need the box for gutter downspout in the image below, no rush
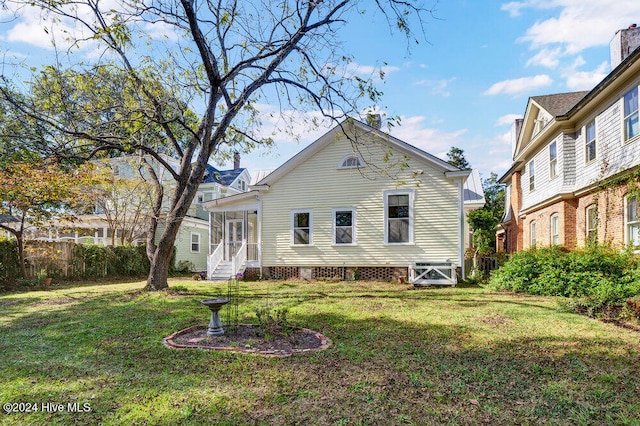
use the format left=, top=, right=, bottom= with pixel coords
left=257, top=194, right=263, bottom=277
left=458, top=178, right=466, bottom=280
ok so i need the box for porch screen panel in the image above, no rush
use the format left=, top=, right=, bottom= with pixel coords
left=211, top=213, right=223, bottom=249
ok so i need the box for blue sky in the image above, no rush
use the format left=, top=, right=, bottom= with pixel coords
left=3, top=1, right=640, bottom=180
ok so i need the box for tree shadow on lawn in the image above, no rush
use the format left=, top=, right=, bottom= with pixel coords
left=1, top=288, right=639, bottom=425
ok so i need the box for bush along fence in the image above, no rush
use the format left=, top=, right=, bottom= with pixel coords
left=0, top=239, right=21, bottom=284
left=488, top=245, right=640, bottom=318
left=0, top=240, right=164, bottom=285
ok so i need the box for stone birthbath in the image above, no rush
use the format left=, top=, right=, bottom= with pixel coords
left=201, top=297, right=230, bottom=336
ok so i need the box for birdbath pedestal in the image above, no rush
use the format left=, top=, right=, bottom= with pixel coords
left=201, top=298, right=230, bottom=336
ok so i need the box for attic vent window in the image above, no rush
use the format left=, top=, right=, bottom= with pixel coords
left=338, top=154, right=362, bottom=169
left=533, top=118, right=547, bottom=135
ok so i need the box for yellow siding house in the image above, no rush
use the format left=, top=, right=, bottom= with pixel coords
left=204, top=119, right=484, bottom=285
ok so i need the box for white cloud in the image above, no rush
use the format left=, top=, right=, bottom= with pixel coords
left=248, top=104, right=335, bottom=145
left=512, top=1, right=640, bottom=54
left=495, top=114, right=522, bottom=126
left=501, top=1, right=530, bottom=18
left=414, top=78, right=456, bottom=97
left=526, top=47, right=562, bottom=68
left=469, top=130, right=515, bottom=176
left=386, top=115, right=469, bottom=157
left=563, top=60, right=608, bottom=90
left=344, top=62, right=400, bottom=81
left=143, top=21, right=181, bottom=42
left=483, top=74, right=552, bottom=96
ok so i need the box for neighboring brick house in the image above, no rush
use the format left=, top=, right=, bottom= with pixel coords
left=497, top=25, right=640, bottom=252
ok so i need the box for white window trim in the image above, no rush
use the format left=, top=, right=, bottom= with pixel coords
left=337, top=153, right=364, bottom=169
left=383, top=189, right=415, bottom=245
left=290, top=209, right=313, bottom=246
left=585, top=120, right=597, bottom=164
left=549, top=141, right=558, bottom=180
left=190, top=232, right=201, bottom=253
left=530, top=221, right=537, bottom=247
left=332, top=208, right=357, bottom=246
left=528, top=160, right=535, bottom=192
left=623, top=86, right=640, bottom=144
left=550, top=213, right=559, bottom=245
left=586, top=204, right=597, bottom=241
left=196, top=192, right=204, bottom=204
left=625, top=196, right=640, bottom=248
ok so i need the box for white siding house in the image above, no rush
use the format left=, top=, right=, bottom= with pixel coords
left=498, top=25, right=640, bottom=252
left=204, top=119, right=484, bottom=285
left=23, top=154, right=251, bottom=272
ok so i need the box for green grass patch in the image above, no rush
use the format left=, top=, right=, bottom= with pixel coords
left=1, top=279, right=639, bottom=425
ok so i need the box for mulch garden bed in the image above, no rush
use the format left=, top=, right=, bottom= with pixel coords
left=163, top=324, right=332, bottom=357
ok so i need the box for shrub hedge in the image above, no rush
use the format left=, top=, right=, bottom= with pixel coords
left=0, top=238, right=21, bottom=284
left=71, top=244, right=151, bottom=278
left=489, top=245, right=640, bottom=311
left=0, top=241, right=164, bottom=284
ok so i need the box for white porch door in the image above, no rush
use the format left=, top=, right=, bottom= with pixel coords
left=225, top=219, right=244, bottom=261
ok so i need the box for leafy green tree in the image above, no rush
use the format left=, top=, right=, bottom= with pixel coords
left=0, top=161, right=101, bottom=278
left=0, top=0, right=436, bottom=290
left=468, top=172, right=505, bottom=256
left=446, top=146, right=471, bottom=170
left=482, top=172, right=506, bottom=221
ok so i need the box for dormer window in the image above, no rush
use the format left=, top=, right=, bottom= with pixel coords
left=338, top=154, right=362, bottom=169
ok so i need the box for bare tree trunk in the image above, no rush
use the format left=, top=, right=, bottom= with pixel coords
left=16, top=232, right=27, bottom=279
left=145, top=238, right=174, bottom=290
left=144, top=213, right=183, bottom=291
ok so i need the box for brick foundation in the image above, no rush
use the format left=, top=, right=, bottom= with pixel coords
left=254, top=266, right=409, bottom=282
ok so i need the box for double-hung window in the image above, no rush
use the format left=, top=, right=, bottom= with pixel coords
left=191, top=232, right=201, bottom=253
left=384, top=190, right=414, bottom=244
left=550, top=214, right=559, bottom=245
left=528, top=160, right=535, bottom=191
left=333, top=208, right=356, bottom=245
left=291, top=210, right=313, bottom=245
left=586, top=120, right=597, bottom=163
left=626, top=196, right=640, bottom=247
left=549, top=142, right=557, bottom=179
left=530, top=221, right=537, bottom=247
left=586, top=204, right=597, bottom=243
left=624, top=87, right=639, bottom=142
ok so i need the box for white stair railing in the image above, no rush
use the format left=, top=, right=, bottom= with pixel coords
left=231, top=240, right=247, bottom=278
left=207, top=241, right=224, bottom=279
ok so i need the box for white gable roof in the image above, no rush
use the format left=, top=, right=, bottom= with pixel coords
left=253, top=118, right=464, bottom=188
left=463, top=169, right=486, bottom=208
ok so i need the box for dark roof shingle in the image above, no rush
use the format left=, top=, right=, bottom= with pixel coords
left=531, top=91, right=589, bottom=117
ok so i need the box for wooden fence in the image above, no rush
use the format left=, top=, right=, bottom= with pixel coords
left=464, top=254, right=501, bottom=279
left=24, top=241, right=77, bottom=278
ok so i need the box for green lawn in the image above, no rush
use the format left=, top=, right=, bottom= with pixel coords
left=1, top=279, right=639, bottom=425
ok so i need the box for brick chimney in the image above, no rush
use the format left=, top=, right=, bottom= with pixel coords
left=233, top=152, right=240, bottom=170
left=610, top=24, right=640, bottom=68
